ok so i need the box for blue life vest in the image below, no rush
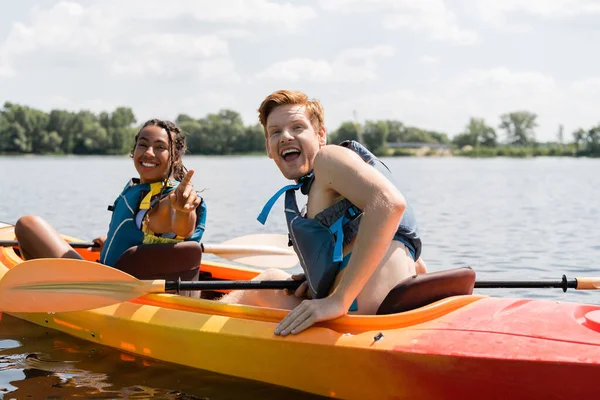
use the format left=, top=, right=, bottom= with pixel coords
left=100, top=178, right=207, bottom=267
left=257, top=140, right=421, bottom=299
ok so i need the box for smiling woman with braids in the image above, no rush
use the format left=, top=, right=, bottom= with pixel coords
left=14, top=119, right=207, bottom=270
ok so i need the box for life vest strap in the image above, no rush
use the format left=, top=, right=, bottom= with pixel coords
left=257, top=182, right=302, bottom=225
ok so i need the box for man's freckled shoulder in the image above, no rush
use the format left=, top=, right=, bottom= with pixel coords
left=315, top=145, right=362, bottom=169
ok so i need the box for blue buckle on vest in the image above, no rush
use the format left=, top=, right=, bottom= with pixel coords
left=328, top=216, right=345, bottom=262
left=347, top=206, right=358, bottom=217
left=257, top=182, right=302, bottom=225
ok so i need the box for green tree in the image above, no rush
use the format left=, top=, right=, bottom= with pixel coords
left=452, top=133, right=476, bottom=148
left=469, top=118, right=497, bottom=147
left=499, top=111, right=538, bottom=145
left=239, top=123, right=266, bottom=154
left=178, top=117, right=204, bottom=154
left=427, top=130, right=450, bottom=145
left=27, top=108, right=52, bottom=154
left=585, top=125, right=600, bottom=156
left=329, top=121, right=359, bottom=144
left=48, top=109, right=77, bottom=154
left=385, top=120, right=405, bottom=143
left=103, top=107, right=137, bottom=154
left=0, top=103, right=27, bottom=153
left=453, top=118, right=497, bottom=148
left=71, top=111, right=108, bottom=154
left=218, top=109, right=246, bottom=154
left=402, top=127, right=434, bottom=143
left=362, top=121, right=388, bottom=154
left=180, top=109, right=247, bottom=155
left=0, top=112, right=28, bottom=153
left=176, top=114, right=196, bottom=125
left=0, top=112, right=7, bottom=152
left=0, top=102, right=60, bottom=153
left=572, top=128, right=585, bottom=153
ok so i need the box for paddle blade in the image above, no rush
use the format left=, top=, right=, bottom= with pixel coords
left=0, top=259, right=164, bottom=313
left=207, top=234, right=299, bottom=269
left=576, top=278, right=600, bottom=290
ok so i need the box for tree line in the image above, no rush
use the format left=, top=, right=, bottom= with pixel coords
left=1, top=102, right=598, bottom=157
left=329, top=111, right=599, bottom=157
left=447, top=112, right=599, bottom=157
left=0, top=102, right=265, bottom=155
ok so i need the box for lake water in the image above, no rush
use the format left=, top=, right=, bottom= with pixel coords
left=1, top=155, right=599, bottom=398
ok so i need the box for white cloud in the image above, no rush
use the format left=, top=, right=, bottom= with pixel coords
left=113, top=0, right=316, bottom=28
left=0, top=59, right=14, bottom=77
left=135, top=91, right=241, bottom=123
left=0, top=0, right=314, bottom=80
left=179, top=92, right=239, bottom=114
left=339, top=45, right=395, bottom=59
left=43, top=95, right=126, bottom=115
left=572, top=77, right=600, bottom=95
left=42, top=90, right=242, bottom=126
left=108, top=34, right=238, bottom=80
left=1, top=3, right=115, bottom=57
left=420, top=55, right=440, bottom=65
left=320, top=0, right=478, bottom=45
left=128, top=34, right=229, bottom=59
left=447, top=68, right=561, bottom=130
left=256, top=45, right=394, bottom=82
left=475, top=0, right=600, bottom=29
left=196, top=58, right=242, bottom=83
left=216, top=29, right=257, bottom=40
left=110, top=57, right=241, bottom=81
left=569, top=78, right=600, bottom=121
left=477, top=0, right=600, bottom=19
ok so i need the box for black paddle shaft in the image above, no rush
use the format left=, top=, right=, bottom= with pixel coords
left=164, top=275, right=580, bottom=293
left=164, top=279, right=303, bottom=292
left=0, top=240, right=98, bottom=248
left=475, top=275, right=578, bottom=292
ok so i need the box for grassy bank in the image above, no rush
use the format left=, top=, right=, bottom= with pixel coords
left=380, top=144, right=599, bottom=158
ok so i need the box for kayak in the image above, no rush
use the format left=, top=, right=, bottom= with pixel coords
left=1, top=222, right=599, bottom=400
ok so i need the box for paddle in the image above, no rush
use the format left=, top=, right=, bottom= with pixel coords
left=0, top=240, right=98, bottom=249
left=0, top=233, right=299, bottom=269
left=0, top=258, right=303, bottom=313
left=0, top=258, right=599, bottom=314
left=474, top=275, right=600, bottom=291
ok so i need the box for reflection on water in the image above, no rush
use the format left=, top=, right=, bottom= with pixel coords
left=0, top=313, right=322, bottom=399
left=0, top=155, right=599, bottom=398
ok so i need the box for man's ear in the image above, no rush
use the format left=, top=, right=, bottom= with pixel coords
left=318, top=125, right=327, bottom=147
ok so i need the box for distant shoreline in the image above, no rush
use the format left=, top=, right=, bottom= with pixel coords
left=3, top=102, right=598, bottom=157
left=2, top=151, right=598, bottom=159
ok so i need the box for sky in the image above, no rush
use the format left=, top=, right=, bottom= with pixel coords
left=1, top=0, right=599, bottom=142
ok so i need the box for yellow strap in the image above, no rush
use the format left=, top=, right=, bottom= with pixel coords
left=139, top=181, right=166, bottom=210
left=142, top=233, right=183, bottom=245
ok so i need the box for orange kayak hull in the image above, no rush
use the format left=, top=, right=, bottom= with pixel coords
left=1, top=223, right=599, bottom=399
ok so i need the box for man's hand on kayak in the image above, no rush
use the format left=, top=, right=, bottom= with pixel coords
left=274, top=295, right=346, bottom=336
